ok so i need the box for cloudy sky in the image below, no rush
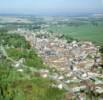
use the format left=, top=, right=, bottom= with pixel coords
left=0, top=0, right=103, bottom=15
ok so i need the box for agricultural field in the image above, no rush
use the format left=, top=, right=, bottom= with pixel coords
left=47, top=17, right=103, bottom=45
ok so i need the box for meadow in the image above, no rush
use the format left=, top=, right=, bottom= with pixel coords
left=47, top=17, right=103, bottom=45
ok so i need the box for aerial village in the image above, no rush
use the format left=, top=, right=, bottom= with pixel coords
left=0, top=2, right=103, bottom=99
left=12, top=29, right=103, bottom=99
left=0, top=27, right=103, bottom=99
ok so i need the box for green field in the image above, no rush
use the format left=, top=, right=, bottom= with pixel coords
left=47, top=19, right=103, bottom=45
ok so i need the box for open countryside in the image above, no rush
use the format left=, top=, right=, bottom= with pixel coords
left=0, top=0, right=103, bottom=100
left=47, top=16, right=103, bottom=45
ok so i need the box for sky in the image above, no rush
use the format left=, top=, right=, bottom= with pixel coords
left=0, top=0, right=103, bottom=15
